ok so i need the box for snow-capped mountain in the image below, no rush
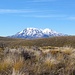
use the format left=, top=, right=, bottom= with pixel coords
left=10, top=28, right=65, bottom=39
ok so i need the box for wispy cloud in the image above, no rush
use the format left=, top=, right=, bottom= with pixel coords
left=0, top=9, right=37, bottom=14
left=67, top=17, right=75, bottom=20
left=1, top=9, right=71, bottom=20
left=34, top=15, right=66, bottom=18
left=22, top=14, right=66, bottom=18
left=0, top=9, right=56, bottom=14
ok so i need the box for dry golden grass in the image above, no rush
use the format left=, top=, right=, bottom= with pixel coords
left=0, top=46, right=75, bottom=75
left=0, top=62, right=9, bottom=71
left=13, top=60, right=24, bottom=72
left=44, top=57, right=56, bottom=69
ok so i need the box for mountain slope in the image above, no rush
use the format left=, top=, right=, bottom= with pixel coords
left=11, top=28, right=65, bottom=39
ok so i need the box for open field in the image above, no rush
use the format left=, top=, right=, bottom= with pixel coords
left=0, top=36, right=75, bottom=48
left=0, top=36, right=75, bottom=75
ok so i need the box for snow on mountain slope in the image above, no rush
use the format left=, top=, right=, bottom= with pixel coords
left=11, top=28, right=65, bottom=39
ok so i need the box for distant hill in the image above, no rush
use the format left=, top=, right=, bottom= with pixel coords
left=9, top=28, right=65, bottom=39
left=0, top=36, right=75, bottom=48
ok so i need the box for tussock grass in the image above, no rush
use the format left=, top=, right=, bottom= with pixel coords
left=0, top=46, right=75, bottom=75
left=13, top=58, right=24, bottom=71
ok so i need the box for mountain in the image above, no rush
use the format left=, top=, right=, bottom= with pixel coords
left=10, top=28, right=65, bottom=39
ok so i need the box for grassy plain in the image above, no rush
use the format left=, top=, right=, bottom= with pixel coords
left=0, top=36, right=75, bottom=75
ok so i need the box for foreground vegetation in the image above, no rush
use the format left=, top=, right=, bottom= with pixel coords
left=0, top=46, right=75, bottom=75
left=0, top=36, right=75, bottom=75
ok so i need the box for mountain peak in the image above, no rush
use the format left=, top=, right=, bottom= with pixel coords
left=43, top=28, right=56, bottom=34
left=26, top=27, right=37, bottom=30
left=11, top=28, right=65, bottom=39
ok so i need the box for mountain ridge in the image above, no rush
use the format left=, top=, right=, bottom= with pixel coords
left=10, top=27, right=65, bottom=39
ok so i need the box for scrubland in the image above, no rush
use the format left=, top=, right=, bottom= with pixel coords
left=0, top=36, right=75, bottom=75
left=0, top=36, right=75, bottom=48
left=0, top=46, right=75, bottom=75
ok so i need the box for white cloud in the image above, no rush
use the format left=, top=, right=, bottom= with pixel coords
left=0, top=9, right=36, bottom=14
left=22, top=14, right=66, bottom=18
left=34, top=15, right=66, bottom=18
left=67, top=17, right=75, bottom=20
left=0, top=9, right=56, bottom=14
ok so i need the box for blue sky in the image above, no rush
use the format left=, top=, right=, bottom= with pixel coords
left=0, top=0, right=75, bottom=36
